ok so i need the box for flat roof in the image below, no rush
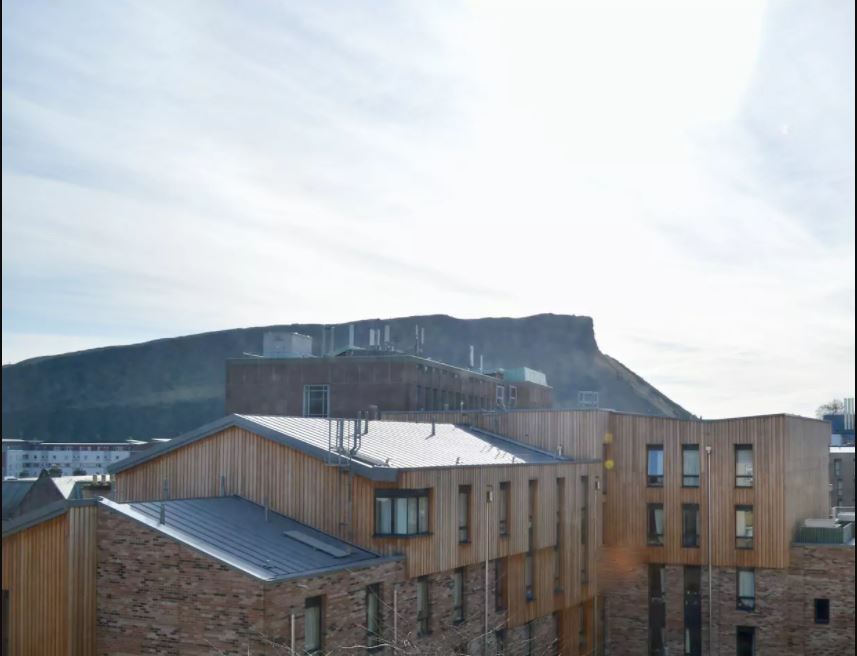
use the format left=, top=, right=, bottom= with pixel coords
left=99, top=496, right=394, bottom=581
left=108, top=415, right=570, bottom=480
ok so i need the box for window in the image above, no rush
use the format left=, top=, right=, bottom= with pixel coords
left=374, top=490, right=429, bottom=536
left=496, top=385, right=505, bottom=407
left=498, top=482, right=510, bottom=536
left=416, top=577, right=431, bottom=635
left=458, top=486, right=471, bottom=543
left=494, top=629, right=506, bottom=656
left=648, top=565, right=666, bottom=656
left=814, top=598, right=830, bottom=624
left=366, top=584, right=382, bottom=650
left=736, top=626, right=755, bottom=656
left=509, top=386, right=517, bottom=408
left=303, top=385, right=330, bottom=418
left=580, top=475, right=589, bottom=583
left=737, top=569, right=755, bottom=611
left=647, top=503, right=665, bottom=546
left=682, top=445, right=700, bottom=487
left=304, top=596, right=323, bottom=654
left=834, top=459, right=842, bottom=477
left=528, top=479, right=538, bottom=547
left=525, top=621, right=535, bottom=656
left=735, top=446, right=753, bottom=487
left=494, top=559, right=507, bottom=611
left=555, top=477, right=565, bottom=592
left=453, top=569, right=465, bottom=623
left=647, top=445, right=664, bottom=486
left=682, top=504, right=700, bottom=548
left=525, top=552, right=534, bottom=601
left=735, top=505, right=754, bottom=549
left=684, top=567, right=702, bottom=656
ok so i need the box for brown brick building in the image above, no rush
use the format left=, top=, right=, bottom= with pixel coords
left=226, top=351, right=554, bottom=418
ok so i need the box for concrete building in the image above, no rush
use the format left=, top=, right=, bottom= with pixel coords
left=830, top=445, right=856, bottom=510
left=2, top=439, right=158, bottom=478
left=226, top=349, right=554, bottom=418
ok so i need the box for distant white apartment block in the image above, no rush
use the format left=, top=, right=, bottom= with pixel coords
left=2, top=440, right=150, bottom=478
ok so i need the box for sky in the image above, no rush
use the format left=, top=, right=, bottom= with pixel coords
left=2, top=0, right=854, bottom=419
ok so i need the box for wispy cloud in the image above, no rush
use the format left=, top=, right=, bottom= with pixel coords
left=2, top=0, right=853, bottom=418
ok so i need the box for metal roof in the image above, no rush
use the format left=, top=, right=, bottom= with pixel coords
left=98, top=496, right=394, bottom=581
left=2, top=480, right=35, bottom=519
left=109, top=414, right=568, bottom=480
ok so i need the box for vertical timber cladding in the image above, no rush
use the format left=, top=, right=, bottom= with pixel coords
left=2, top=514, right=70, bottom=656
left=603, top=413, right=827, bottom=569
left=1, top=506, right=98, bottom=656
left=113, top=426, right=602, bottom=630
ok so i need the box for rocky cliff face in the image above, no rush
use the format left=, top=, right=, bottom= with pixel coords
left=1, top=313, right=694, bottom=441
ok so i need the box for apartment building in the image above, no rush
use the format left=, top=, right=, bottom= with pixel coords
left=2, top=415, right=599, bottom=655
left=2, top=439, right=151, bottom=478
left=830, top=445, right=856, bottom=510
left=387, top=408, right=855, bottom=656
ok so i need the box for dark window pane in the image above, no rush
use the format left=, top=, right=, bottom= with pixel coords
left=814, top=598, right=830, bottom=624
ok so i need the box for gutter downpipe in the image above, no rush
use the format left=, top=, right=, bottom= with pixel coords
left=485, top=477, right=493, bottom=656
left=706, top=445, right=713, bottom=656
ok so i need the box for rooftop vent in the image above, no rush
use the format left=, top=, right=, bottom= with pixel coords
left=283, top=530, right=349, bottom=558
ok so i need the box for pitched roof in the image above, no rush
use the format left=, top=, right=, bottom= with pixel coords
left=2, top=480, right=35, bottom=519
left=108, top=414, right=568, bottom=480
left=99, top=496, right=395, bottom=581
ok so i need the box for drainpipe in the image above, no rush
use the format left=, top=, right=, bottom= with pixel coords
left=484, top=481, right=493, bottom=655
left=290, top=611, right=295, bottom=654
left=393, top=587, right=398, bottom=647
left=705, top=445, right=713, bottom=655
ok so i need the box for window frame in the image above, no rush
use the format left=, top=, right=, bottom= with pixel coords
left=498, top=481, right=510, bottom=537
left=682, top=445, right=701, bottom=487
left=647, top=503, right=665, bottom=546
left=458, top=485, right=471, bottom=544
left=373, top=489, right=430, bottom=537
left=304, top=596, right=324, bottom=655
left=814, top=598, right=830, bottom=625
left=682, top=503, right=700, bottom=548
left=647, top=445, right=664, bottom=487
left=735, top=445, right=754, bottom=488
left=302, top=384, right=330, bottom=418
left=736, top=569, right=755, bottom=611
left=735, top=505, right=754, bottom=550
left=453, top=568, right=466, bottom=624
left=366, top=584, right=382, bottom=651
left=416, top=576, right=431, bottom=636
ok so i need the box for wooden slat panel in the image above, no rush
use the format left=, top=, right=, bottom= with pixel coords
left=2, top=515, right=70, bottom=656
left=68, top=505, right=97, bottom=655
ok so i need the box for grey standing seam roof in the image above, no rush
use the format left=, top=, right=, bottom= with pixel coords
left=109, top=414, right=567, bottom=480
left=2, top=480, right=36, bottom=519
left=99, top=496, right=391, bottom=582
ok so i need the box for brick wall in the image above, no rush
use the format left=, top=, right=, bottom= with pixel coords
left=604, top=549, right=855, bottom=656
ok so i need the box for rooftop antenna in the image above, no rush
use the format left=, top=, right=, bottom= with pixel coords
left=159, top=501, right=165, bottom=525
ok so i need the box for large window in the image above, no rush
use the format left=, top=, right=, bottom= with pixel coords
left=735, top=445, right=754, bottom=487
left=302, top=385, right=330, bottom=418
left=648, top=503, right=665, bottom=546
left=682, top=504, right=700, bottom=548
left=366, top=584, right=382, bottom=650
left=304, top=596, right=323, bottom=654
left=453, top=569, right=465, bottom=623
left=647, top=445, right=664, bottom=486
left=736, top=505, right=754, bottom=549
left=682, top=445, right=700, bottom=487
left=555, top=477, right=565, bottom=592
left=814, top=598, right=830, bottom=624
left=684, top=567, right=701, bottom=656
left=494, top=629, right=506, bottom=656
left=496, top=385, right=505, bottom=407
left=509, top=385, right=518, bottom=408
left=498, top=482, right=510, bottom=536
left=374, top=490, right=429, bottom=536
left=648, top=565, right=666, bottom=656
left=528, top=479, right=538, bottom=547
left=416, top=577, right=431, bottom=635
left=458, top=486, right=471, bottom=543
left=736, top=626, right=755, bottom=656
left=737, top=569, right=755, bottom=611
